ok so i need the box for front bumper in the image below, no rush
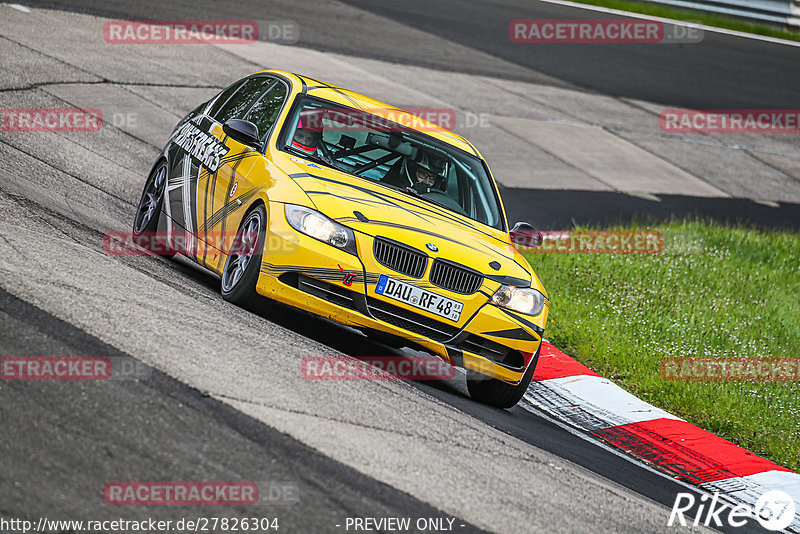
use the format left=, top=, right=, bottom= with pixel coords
left=256, top=202, right=546, bottom=384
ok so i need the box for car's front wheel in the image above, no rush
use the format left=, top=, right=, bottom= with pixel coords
left=466, top=346, right=540, bottom=409
left=221, top=203, right=270, bottom=311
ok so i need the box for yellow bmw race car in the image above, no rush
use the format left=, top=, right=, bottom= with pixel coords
left=133, top=70, right=548, bottom=408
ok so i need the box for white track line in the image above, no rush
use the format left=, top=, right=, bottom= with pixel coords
left=535, top=0, right=800, bottom=47
left=7, top=4, right=32, bottom=13
left=522, top=396, right=800, bottom=532
left=520, top=396, right=701, bottom=487
left=526, top=374, right=682, bottom=430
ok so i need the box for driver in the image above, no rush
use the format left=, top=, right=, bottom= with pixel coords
left=404, top=152, right=447, bottom=194
left=291, top=109, right=330, bottom=162
left=292, top=128, right=320, bottom=155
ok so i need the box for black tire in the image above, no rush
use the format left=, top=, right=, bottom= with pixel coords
left=132, top=160, right=175, bottom=258
left=221, top=203, right=271, bottom=312
left=466, top=346, right=540, bottom=409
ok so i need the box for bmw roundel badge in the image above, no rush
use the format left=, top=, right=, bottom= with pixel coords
left=426, top=243, right=438, bottom=252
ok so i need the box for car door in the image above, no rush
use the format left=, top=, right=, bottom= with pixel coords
left=163, top=77, right=248, bottom=256
left=195, top=76, right=289, bottom=272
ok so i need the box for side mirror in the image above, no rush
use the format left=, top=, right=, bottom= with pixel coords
left=223, top=119, right=261, bottom=149
left=510, top=221, right=542, bottom=248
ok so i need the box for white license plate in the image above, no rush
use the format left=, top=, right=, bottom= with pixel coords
left=374, top=274, right=463, bottom=322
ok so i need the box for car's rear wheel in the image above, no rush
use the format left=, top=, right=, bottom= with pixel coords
left=133, top=160, right=175, bottom=257
left=466, top=346, right=540, bottom=409
left=221, top=203, right=271, bottom=312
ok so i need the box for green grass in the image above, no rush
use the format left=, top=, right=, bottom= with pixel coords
left=564, top=0, right=800, bottom=42
left=525, top=220, right=800, bottom=472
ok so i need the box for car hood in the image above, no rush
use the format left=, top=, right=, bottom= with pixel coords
left=277, top=153, right=533, bottom=285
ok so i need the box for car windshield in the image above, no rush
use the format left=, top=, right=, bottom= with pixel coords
left=279, top=96, right=504, bottom=230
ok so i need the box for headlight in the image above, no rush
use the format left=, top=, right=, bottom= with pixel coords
left=491, top=285, right=546, bottom=316
left=285, top=204, right=357, bottom=255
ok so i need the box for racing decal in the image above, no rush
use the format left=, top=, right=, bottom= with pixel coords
left=260, top=263, right=366, bottom=285
left=200, top=154, right=217, bottom=266
left=289, top=156, right=321, bottom=169
left=182, top=156, right=196, bottom=253
left=338, top=265, right=358, bottom=286
left=496, top=307, right=545, bottom=336
left=202, top=147, right=261, bottom=270
left=260, top=263, right=413, bottom=290
left=164, top=156, right=189, bottom=245
left=199, top=147, right=260, bottom=173
left=165, top=112, right=263, bottom=267
left=304, top=80, right=367, bottom=110
left=260, top=264, right=439, bottom=292
left=481, top=327, right=540, bottom=342
left=363, top=272, right=382, bottom=285
left=198, top=188, right=260, bottom=235
left=229, top=182, right=238, bottom=197
left=172, top=117, right=229, bottom=172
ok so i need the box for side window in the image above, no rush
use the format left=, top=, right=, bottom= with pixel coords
left=207, top=79, right=246, bottom=119
left=243, top=82, right=288, bottom=139
left=214, top=76, right=275, bottom=125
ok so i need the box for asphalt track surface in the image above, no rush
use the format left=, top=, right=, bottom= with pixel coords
left=0, top=288, right=486, bottom=533
left=24, top=0, right=800, bottom=109
left=0, top=1, right=794, bottom=533
left=23, top=0, right=800, bottom=228
left=0, top=207, right=768, bottom=533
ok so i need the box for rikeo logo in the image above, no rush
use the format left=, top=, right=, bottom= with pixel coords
left=668, top=490, right=796, bottom=531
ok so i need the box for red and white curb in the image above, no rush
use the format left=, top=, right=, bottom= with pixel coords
left=526, top=341, right=800, bottom=532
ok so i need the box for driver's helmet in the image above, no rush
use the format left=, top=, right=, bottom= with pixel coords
left=405, top=151, right=447, bottom=194
left=292, top=109, right=324, bottom=155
